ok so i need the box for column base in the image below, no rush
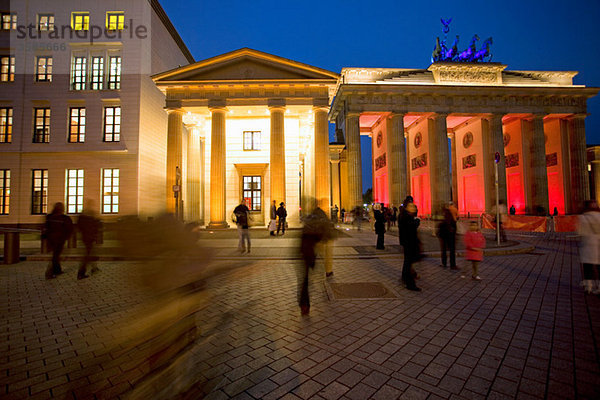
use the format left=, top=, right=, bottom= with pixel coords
left=207, top=221, right=230, bottom=229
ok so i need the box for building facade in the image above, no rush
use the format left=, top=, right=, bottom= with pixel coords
left=330, top=63, right=599, bottom=216
left=0, top=0, right=193, bottom=226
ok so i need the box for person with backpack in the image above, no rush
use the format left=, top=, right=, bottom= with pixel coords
left=233, top=200, right=251, bottom=253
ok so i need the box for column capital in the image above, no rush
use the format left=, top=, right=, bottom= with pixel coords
left=346, top=111, right=361, bottom=118
left=569, top=113, right=588, bottom=121
left=429, top=112, right=449, bottom=120
left=530, top=112, right=547, bottom=121
left=165, top=107, right=184, bottom=115
left=313, top=105, right=329, bottom=113
left=481, top=113, right=505, bottom=122
left=388, top=111, right=407, bottom=119
left=268, top=98, right=286, bottom=110
left=208, top=99, right=227, bottom=111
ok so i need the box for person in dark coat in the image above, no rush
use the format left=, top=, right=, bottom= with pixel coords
left=234, top=200, right=251, bottom=253
left=77, top=201, right=101, bottom=279
left=374, top=203, right=386, bottom=249
left=276, top=202, right=287, bottom=235
left=398, top=202, right=421, bottom=291
left=437, top=205, right=457, bottom=269
left=269, top=200, right=277, bottom=236
left=44, top=202, right=73, bottom=279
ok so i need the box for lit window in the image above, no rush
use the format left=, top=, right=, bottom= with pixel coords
left=91, top=56, right=104, bottom=90
left=243, top=176, right=261, bottom=211
left=65, top=169, right=84, bottom=214
left=33, top=108, right=50, bottom=143
left=103, top=106, right=121, bottom=142
left=68, top=107, right=86, bottom=143
left=71, top=12, right=89, bottom=31
left=108, top=56, right=121, bottom=90
left=31, top=169, right=48, bottom=215
left=1, top=13, right=16, bottom=30
left=0, top=56, right=15, bottom=82
left=0, top=107, right=12, bottom=143
left=0, top=169, right=9, bottom=215
left=37, top=14, right=54, bottom=31
left=102, top=168, right=119, bottom=214
left=243, top=131, right=261, bottom=150
left=71, top=56, right=87, bottom=90
left=106, top=12, right=124, bottom=30
left=35, top=56, right=52, bottom=82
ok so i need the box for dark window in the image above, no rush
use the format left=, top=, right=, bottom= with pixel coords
left=243, top=176, right=261, bottom=211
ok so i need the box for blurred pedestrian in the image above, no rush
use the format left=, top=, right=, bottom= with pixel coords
left=340, top=208, right=346, bottom=223
left=509, top=204, right=516, bottom=215
left=276, top=202, right=287, bottom=235
left=233, top=200, right=251, bottom=253
left=331, top=204, right=339, bottom=223
left=77, top=200, right=101, bottom=279
left=578, top=200, right=600, bottom=294
left=269, top=200, right=277, bottom=236
left=352, top=205, right=363, bottom=231
left=399, top=202, right=421, bottom=291
left=437, top=205, right=457, bottom=269
left=492, top=200, right=507, bottom=242
left=44, top=202, right=73, bottom=279
left=385, top=205, right=393, bottom=231
left=299, top=206, right=333, bottom=314
left=391, top=206, right=398, bottom=228
left=463, top=221, right=485, bottom=280
left=374, top=203, right=386, bottom=250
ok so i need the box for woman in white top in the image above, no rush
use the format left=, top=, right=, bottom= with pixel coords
left=578, top=200, right=600, bottom=294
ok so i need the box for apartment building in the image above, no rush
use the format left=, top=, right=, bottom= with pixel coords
left=0, top=0, right=193, bottom=226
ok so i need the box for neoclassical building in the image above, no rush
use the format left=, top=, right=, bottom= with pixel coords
left=330, top=63, right=599, bottom=216
left=152, top=48, right=338, bottom=227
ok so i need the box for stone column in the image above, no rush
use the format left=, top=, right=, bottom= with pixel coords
left=520, top=118, right=534, bottom=213
left=269, top=102, right=286, bottom=205
left=166, top=109, right=183, bottom=214
left=569, top=114, right=590, bottom=213
left=314, top=106, right=331, bottom=211
left=449, top=132, right=458, bottom=205
left=482, top=114, right=508, bottom=212
left=186, top=123, right=201, bottom=222
left=531, top=114, right=549, bottom=214
left=330, top=159, right=341, bottom=208
left=208, top=105, right=229, bottom=229
left=387, top=113, right=407, bottom=207
left=559, top=119, right=572, bottom=213
left=429, top=113, right=451, bottom=214
left=405, top=131, right=411, bottom=199
left=592, top=161, right=600, bottom=205
left=340, top=150, right=349, bottom=212
left=345, top=112, right=362, bottom=208
left=199, top=135, right=206, bottom=225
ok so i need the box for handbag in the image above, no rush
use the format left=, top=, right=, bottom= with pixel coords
left=268, top=219, right=277, bottom=231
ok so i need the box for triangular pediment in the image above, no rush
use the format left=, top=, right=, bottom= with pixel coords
left=153, top=48, right=339, bottom=82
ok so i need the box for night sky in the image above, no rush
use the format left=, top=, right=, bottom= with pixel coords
left=160, top=0, right=600, bottom=193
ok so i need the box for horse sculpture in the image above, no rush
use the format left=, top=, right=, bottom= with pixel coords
left=444, top=35, right=459, bottom=61
left=432, top=37, right=442, bottom=63
left=472, top=37, right=493, bottom=62
left=457, top=34, right=479, bottom=62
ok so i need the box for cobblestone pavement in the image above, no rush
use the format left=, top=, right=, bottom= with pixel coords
left=1, top=233, right=599, bottom=399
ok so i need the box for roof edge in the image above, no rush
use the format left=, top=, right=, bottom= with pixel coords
left=150, top=0, right=195, bottom=64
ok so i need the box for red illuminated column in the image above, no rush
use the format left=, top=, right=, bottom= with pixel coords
left=429, top=113, right=451, bottom=214
left=569, top=114, right=590, bottom=213
left=531, top=114, right=549, bottom=214
left=387, top=112, right=407, bottom=207
left=345, top=112, right=362, bottom=208
left=208, top=104, right=229, bottom=229
left=450, top=132, right=458, bottom=205
left=482, top=114, right=508, bottom=212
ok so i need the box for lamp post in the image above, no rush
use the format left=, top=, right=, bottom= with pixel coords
left=494, top=152, right=500, bottom=246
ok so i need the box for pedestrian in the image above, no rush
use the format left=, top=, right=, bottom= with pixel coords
left=578, top=200, right=600, bottom=294
left=340, top=208, right=346, bottom=223
left=269, top=200, right=277, bottom=236
left=352, top=205, right=363, bottom=231
left=77, top=200, right=101, bottom=279
left=385, top=205, right=393, bottom=231
left=44, top=202, right=73, bottom=279
left=374, top=203, right=386, bottom=249
left=391, top=206, right=398, bottom=227
left=463, top=221, right=485, bottom=280
left=276, top=202, right=287, bottom=235
left=437, top=205, right=457, bottom=269
left=331, top=204, right=339, bottom=223
left=398, top=202, right=421, bottom=291
left=299, top=205, right=333, bottom=314
left=509, top=204, right=516, bottom=215
left=233, top=200, right=251, bottom=253
left=492, top=200, right=508, bottom=242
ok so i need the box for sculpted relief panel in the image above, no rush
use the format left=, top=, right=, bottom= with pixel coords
left=438, top=70, right=498, bottom=84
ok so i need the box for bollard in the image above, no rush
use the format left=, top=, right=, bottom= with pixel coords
left=4, top=231, right=20, bottom=264
left=67, top=232, right=77, bottom=249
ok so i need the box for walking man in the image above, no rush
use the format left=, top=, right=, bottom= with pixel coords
left=234, top=200, right=251, bottom=253
left=44, top=202, right=73, bottom=279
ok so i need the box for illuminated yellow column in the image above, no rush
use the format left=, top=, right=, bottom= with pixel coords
left=531, top=114, right=549, bottom=214
left=388, top=112, right=407, bottom=206
left=330, top=159, right=341, bottom=209
left=314, top=106, right=331, bottom=211
left=569, top=114, right=590, bottom=213
left=269, top=103, right=286, bottom=205
left=166, top=109, right=183, bottom=214
left=429, top=113, right=451, bottom=214
left=186, top=123, right=201, bottom=222
left=208, top=105, right=229, bottom=229
left=340, top=150, right=349, bottom=212
left=345, top=112, right=362, bottom=208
